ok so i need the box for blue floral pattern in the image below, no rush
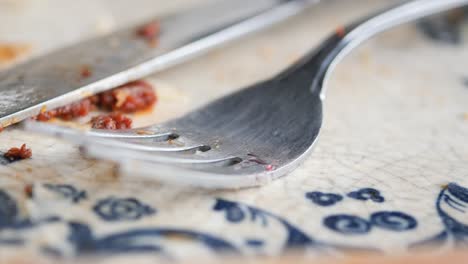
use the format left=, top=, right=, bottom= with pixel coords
left=370, top=211, right=417, bottom=232
left=61, top=222, right=239, bottom=257
left=93, top=197, right=156, bottom=222
left=0, top=182, right=466, bottom=259
left=305, top=192, right=343, bottom=207
left=324, top=214, right=371, bottom=235
left=43, top=184, right=87, bottom=203
left=411, top=183, right=468, bottom=248
left=347, top=188, right=385, bottom=203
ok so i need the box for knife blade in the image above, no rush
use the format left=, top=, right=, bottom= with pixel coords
left=0, top=0, right=318, bottom=128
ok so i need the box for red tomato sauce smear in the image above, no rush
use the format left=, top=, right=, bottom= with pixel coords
left=34, top=80, right=156, bottom=130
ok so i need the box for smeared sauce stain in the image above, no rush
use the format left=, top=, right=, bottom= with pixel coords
left=33, top=80, right=157, bottom=130
left=0, top=43, right=31, bottom=65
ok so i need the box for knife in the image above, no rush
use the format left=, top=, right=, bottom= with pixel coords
left=0, top=0, right=318, bottom=128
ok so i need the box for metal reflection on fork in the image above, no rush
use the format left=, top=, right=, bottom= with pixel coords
left=26, top=0, right=468, bottom=188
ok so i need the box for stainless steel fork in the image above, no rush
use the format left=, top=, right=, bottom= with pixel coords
left=27, top=0, right=468, bottom=188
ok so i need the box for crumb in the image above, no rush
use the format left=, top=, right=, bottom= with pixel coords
left=80, top=65, right=92, bottom=79
left=24, top=184, right=33, bottom=198
left=4, top=144, right=32, bottom=161
left=336, top=26, right=346, bottom=38
left=137, top=21, right=160, bottom=46
left=91, top=113, right=132, bottom=130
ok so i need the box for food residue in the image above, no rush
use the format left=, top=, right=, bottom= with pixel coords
left=35, top=98, right=95, bottom=121
left=336, top=26, right=346, bottom=38
left=34, top=80, right=156, bottom=130
left=24, top=184, right=34, bottom=198
left=80, top=65, right=92, bottom=79
left=4, top=144, right=32, bottom=161
left=0, top=43, right=31, bottom=66
left=137, top=21, right=160, bottom=47
left=97, top=80, right=157, bottom=113
left=91, top=113, right=132, bottom=130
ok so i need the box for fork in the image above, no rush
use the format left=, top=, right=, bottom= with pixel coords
left=26, top=0, right=468, bottom=188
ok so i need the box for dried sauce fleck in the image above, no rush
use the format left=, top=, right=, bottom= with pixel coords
left=4, top=144, right=32, bottom=161
left=80, top=65, right=92, bottom=79
left=24, top=184, right=34, bottom=198
left=336, top=26, right=346, bottom=38
left=91, top=113, right=132, bottom=130
left=137, top=21, right=160, bottom=47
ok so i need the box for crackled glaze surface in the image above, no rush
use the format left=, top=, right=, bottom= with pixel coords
left=0, top=0, right=467, bottom=262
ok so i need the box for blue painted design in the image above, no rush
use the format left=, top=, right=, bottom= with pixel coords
left=305, top=191, right=343, bottom=207
left=370, top=211, right=417, bottom=232
left=0, top=189, right=61, bottom=231
left=0, top=189, right=61, bottom=248
left=324, top=214, right=371, bottom=235
left=214, top=199, right=314, bottom=248
left=246, top=239, right=264, bottom=247
left=412, top=183, right=468, bottom=248
left=0, top=190, right=19, bottom=228
left=61, top=222, right=239, bottom=257
left=43, top=184, right=87, bottom=203
left=214, top=199, right=267, bottom=227
left=213, top=199, right=377, bottom=253
left=93, top=197, right=156, bottom=222
left=348, top=188, right=384, bottom=203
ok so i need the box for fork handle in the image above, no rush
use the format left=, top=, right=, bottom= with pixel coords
left=288, top=0, right=468, bottom=99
